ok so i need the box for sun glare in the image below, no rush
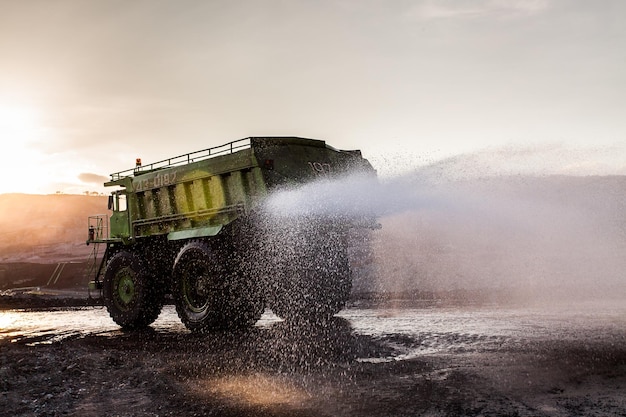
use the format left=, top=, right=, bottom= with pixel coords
left=0, top=311, right=18, bottom=330
left=0, top=103, right=48, bottom=194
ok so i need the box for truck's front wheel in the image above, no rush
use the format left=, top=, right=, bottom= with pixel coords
left=103, top=251, right=163, bottom=329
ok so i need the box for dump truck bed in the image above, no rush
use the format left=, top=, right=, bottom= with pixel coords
left=104, top=137, right=374, bottom=241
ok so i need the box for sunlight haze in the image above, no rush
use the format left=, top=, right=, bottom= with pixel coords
left=0, top=0, right=624, bottom=194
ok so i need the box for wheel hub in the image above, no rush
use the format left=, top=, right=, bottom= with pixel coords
left=183, top=274, right=212, bottom=312
left=117, top=274, right=135, bottom=305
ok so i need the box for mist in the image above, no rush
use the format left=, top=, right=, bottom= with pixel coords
left=263, top=151, right=626, bottom=305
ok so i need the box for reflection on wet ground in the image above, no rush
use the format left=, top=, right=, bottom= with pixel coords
left=343, top=301, right=626, bottom=360
left=2, top=301, right=625, bottom=360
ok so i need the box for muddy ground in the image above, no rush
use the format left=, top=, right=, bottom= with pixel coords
left=1, top=300, right=626, bottom=417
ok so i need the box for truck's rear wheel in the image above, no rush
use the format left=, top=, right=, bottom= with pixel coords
left=103, top=251, right=163, bottom=329
left=270, top=233, right=352, bottom=323
left=172, top=240, right=264, bottom=333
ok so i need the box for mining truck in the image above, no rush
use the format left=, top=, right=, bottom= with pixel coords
left=87, top=136, right=376, bottom=332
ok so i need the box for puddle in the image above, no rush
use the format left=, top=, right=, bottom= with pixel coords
left=2, top=302, right=625, bottom=362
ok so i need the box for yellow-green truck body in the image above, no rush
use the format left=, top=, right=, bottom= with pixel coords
left=87, top=137, right=376, bottom=332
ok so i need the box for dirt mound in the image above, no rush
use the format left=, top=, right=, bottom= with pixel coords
left=0, top=193, right=107, bottom=263
left=0, top=193, right=107, bottom=292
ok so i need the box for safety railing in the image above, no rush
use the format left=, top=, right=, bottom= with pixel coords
left=87, top=215, right=108, bottom=241
left=110, top=137, right=252, bottom=181
left=85, top=215, right=109, bottom=290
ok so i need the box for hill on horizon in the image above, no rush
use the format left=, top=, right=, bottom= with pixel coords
left=0, top=193, right=108, bottom=262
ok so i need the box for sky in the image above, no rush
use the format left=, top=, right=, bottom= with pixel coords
left=0, top=0, right=624, bottom=195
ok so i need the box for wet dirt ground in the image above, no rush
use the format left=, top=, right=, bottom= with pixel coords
left=1, top=300, right=626, bottom=417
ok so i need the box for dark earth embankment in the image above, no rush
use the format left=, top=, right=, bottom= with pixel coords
left=0, top=193, right=107, bottom=309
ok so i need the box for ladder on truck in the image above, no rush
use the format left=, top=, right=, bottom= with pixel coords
left=85, top=215, right=108, bottom=299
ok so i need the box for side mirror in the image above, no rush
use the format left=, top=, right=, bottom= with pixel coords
left=108, top=195, right=114, bottom=210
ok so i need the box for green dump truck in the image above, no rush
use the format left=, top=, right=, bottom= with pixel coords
left=87, top=136, right=376, bottom=332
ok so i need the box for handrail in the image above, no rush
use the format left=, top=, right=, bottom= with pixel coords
left=110, top=138, right=252, bottom=181
left=87, top=215, right=109, bottom=241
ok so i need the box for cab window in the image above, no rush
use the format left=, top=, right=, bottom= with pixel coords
left=109, top=191, right=127, bottom=212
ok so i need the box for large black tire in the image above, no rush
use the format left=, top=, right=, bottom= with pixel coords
left=102, top=251, right=164, bottom=329
left=269, top=230, right=352, bottom=323
left=172, top=240, right=264, bottom=333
